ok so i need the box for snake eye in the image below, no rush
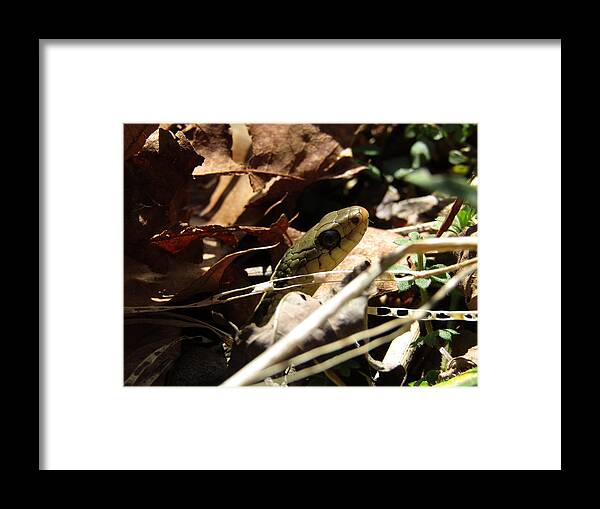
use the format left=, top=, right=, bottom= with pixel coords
left=317, top=230, right=341, bottom=249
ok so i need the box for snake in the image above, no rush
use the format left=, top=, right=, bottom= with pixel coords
left=251, top=206, right=369, bottom=325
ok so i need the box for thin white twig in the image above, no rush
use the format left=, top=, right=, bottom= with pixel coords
left=124, top=257, right=477, bottom=315
left=387, top=221, right=439, bottom=234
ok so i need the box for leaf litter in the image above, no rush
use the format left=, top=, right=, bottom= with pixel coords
left=123, top=123, right=478, bottom=386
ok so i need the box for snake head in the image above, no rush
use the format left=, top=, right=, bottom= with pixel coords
left=253, top=206, right=369, bottom=325
left=278, top=206, right=369, bottom=278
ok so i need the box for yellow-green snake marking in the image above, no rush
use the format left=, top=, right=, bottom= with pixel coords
left=252, top=206, right=369, bottom=325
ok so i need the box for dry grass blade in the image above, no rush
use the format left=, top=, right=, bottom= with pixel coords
left=125, top=312, right=232, bottom=342
left=124, top=270, right=356, bottom=315
left=391, top=257, right=477, bottom=281
left=125, top=337, right=185, bottom=386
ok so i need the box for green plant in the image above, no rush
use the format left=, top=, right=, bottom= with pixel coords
left=434, top=203, right=477, bottom=236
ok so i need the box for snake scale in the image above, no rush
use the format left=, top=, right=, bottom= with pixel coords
left=251, top=206, right=369, bottom=325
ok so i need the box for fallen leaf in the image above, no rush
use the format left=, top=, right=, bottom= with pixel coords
left=438, top=343, right=479, bottom=382
left=170, top=244, right=279, bottom=304
left=375, top=185, right=452, bottom=227
left=374, top=320, right=421, bottom=373
left=151, top=214, right=290, bottom=254
left=124, top=123, right=159, bottom=160
left=228, top=261, right=369, bottom=375
left=315, top=124, right=360, bottom=148
left=241, top=124, right=366, bottom=208
left=196, top=175, right=255, bottom=226
left=189, top=124, right=366, bottom=227
left=125, top=127, right=204, bottom=252
left=190, top=124, right=243, bottom=174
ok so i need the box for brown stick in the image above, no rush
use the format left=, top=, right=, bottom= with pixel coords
left=436, top=198, right=464, bottom=237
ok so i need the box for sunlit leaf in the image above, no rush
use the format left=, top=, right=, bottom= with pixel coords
left=404, top=169, right=477, bottom=207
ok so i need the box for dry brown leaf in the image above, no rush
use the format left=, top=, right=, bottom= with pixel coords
left=242, top=124, right=366, bottom=207
left=228, top=290, right=368, bottom=376
left=376, top=186, right=452, bottom=227
left=170, top=244, right=279, bottom=304
left=125, top=127, right=204, bottom=253
left=439, top=345, right=478, bottom=382
left=190, top=124, right=242, bottom=173
left=124, top=255, right=210, bottom=307
left=189, top=124, right=366, bottom=226
left=197, top=175, right=255, bottom=226
left=246, top=124, right=340, bottom=188
left=379, top=320, right=421, bottom=372
left=150, top=214, right=290, bottom=254
left=315, top=124, right=360, bottom=148
left=189, top=125, right=255, bottom=225
left=124, top=123, right=159, bottom=160
left=228, top=261, right=370, bottom=375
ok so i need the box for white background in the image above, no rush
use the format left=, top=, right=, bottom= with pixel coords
left=41, top=40, right=561, bottom=470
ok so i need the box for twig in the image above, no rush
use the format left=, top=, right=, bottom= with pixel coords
left=436, top=198, right=463, bottom=237
left=388, top=221, right=438, bottom=234
left=124, top=257, right=478, bottom=316
left=392, top=257, right=477, bottom=280
left=221, top=237, right=478, bottom=387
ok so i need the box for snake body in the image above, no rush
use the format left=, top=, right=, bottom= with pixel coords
left=252, top=206, right=369, bottom=325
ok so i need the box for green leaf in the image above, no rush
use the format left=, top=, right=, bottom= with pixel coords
left=422, top=124, right=446, bottom=140
left=354, top=145, right=382, bottom=157
left=438, top=329, right=452, bottom=341
left=405, top=125, right=417, bottom=138
left=438, top=329, right=459, bottom=341
left=394, top=168, right=414, bottom=180
left=421, top=332, right=438, bottom=348
left=410, top=141, right=431, bottom=168
left=449, top=150, right=468, bottom=165
left=403, top=169, right=477, bottom=208
left=452, top=164, right=470, bottom=175
left=366, top=164, right=381, bottom=179
left=461, top=124, right=474, bottom=142
left=396, top=279, right=414, bottom=292
left=415, top=277, right=432, bottom=289
left=408, top=231, right=421, bottom=241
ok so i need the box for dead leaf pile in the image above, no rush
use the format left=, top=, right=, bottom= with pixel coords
left=189, top=123, right=366, bottom=226
left=123, top=123, right=478, bottom=387
left=228, top=263, right=371, bottom=377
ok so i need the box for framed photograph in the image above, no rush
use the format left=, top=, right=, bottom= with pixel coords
left=123, top=122, right=479, bottom=388
left=41, top=40, right=561, bottom=470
